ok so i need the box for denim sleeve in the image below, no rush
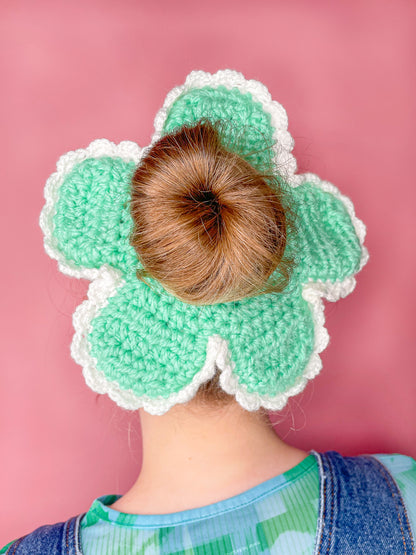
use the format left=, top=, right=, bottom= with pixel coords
left=372, top=453, right=416, bottom=541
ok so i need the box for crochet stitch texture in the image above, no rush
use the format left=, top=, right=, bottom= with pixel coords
left=39, top=69, right=369, bottom=415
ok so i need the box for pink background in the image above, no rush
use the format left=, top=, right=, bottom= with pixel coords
left=1, top=0, right=415, bottom=543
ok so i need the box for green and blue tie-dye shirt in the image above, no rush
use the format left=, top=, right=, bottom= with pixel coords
left=2, top=452, right=416, bottom=554
left=79, top=452, right=416, bottom=554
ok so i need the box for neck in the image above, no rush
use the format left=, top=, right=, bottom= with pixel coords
left=110, top=400, right=308, bottom=514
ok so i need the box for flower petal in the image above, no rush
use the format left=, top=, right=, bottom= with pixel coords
left=152, top=69, right=297, bottom=179
left=284, top=175, right=368, bottom=289
left=201, top=288, right=315, bottom=403
left=84, top=272, right=216, bottom=409
left=40, top=139, right=142, bottom=279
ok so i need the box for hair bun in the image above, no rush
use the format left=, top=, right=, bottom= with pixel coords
left=130, top=120, right=293, bottom=305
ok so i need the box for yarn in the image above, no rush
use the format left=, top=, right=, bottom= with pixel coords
left=39, top=69, right=369, bottom=415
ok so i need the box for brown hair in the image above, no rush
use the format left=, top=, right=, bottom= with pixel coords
left=130, top=119, right=295, bottom=410
left=186, top=364, right=272, bottom=426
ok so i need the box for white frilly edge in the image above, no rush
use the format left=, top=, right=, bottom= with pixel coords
left=151, top=68, right=298, bottom=180
left=39, top=138, right=144, bottom=280
left=39, top=69, right=369, bottom=415
left=70, top=265, right=237, bottom=415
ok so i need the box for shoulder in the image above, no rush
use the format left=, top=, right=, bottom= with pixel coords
left=371, top=452, right=416, bottom=477
left=371, top=453, right=416, bottom=502
left=0, top=514, right=84, bottom=554
left=371, top=453, right=416, bottom=538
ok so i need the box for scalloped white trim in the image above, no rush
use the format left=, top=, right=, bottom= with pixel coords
left=41, top=69, right=370, bottom=415
left=71, top=263, right=318, bottom=414
left=39, top=139, right=143, bottom=280
left=71, top=269, right=357, bottom=416
left=71, top=265, right=228, bottom=415
left=298, top=172, right=369, bottom=273
left=151, top=69, right=298, bottom=180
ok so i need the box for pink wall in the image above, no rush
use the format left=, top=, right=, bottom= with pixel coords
left=1, top=0, right=415, bottom=543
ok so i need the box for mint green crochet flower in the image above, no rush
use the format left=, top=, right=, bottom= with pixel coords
left=39, top=70, right=368, bottom=415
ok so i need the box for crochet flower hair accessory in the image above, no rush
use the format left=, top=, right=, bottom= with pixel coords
left=39, top=69, right=368, bottom=416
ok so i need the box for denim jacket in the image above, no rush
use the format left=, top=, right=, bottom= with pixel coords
left=5, top=451, right=415, bottom=554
